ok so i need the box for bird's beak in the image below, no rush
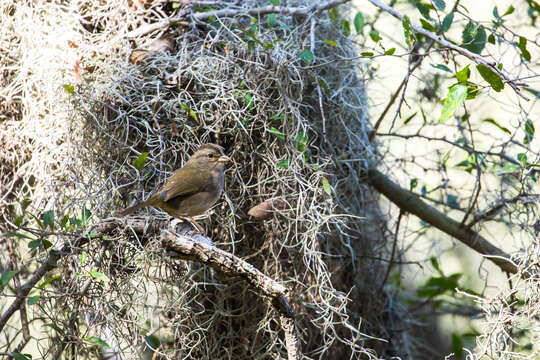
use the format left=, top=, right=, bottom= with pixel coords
left=218, top=155, right=231, bottom=163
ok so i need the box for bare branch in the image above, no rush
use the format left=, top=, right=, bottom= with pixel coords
left=367, top=168, right=520, bottom=275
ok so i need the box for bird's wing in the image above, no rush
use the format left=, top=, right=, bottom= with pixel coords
left=158, top=167, right=213, bottom=203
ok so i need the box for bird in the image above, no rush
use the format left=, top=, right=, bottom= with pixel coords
left=116, top=143, right=231, bottom=232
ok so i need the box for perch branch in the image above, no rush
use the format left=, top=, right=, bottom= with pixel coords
left=1, top=217, right=301, bottom=359
left=365, top=0, right=529, bottom=101
left=366, top=168, right=519, bottom=275
left=99, top=217, right=301, bottom=360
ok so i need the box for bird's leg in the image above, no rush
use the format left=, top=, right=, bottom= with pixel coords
left=186, top=217, right=206, bottom=235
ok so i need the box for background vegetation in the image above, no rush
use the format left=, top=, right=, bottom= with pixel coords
left=0, top=0, right=538, bottom=359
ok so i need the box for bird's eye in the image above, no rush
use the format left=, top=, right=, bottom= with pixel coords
left=208, top=153, right=214, bottom=158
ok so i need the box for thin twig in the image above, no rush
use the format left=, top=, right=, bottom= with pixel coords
left=378, top=210, right=403, bottom=293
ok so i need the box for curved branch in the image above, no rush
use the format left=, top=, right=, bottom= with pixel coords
left=366, top=168, right=519, bottom=275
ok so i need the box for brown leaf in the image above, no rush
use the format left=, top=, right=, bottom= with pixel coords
left=73, top=60, right=82, bottom=84
left=129, top=49, right=152, bottom=65
left=147, top=36, right=175, bottom=53
left=248, top=198, right=286, bottom=220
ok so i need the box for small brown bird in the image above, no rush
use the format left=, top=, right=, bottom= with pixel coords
left=117, top=144, right=231, bottom=231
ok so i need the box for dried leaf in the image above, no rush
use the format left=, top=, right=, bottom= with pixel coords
left=248, top=198, right=286, bottom=220
left=129, top=49, right=152, bottom=65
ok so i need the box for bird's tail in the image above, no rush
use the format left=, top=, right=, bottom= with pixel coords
left=115, top=194, right=160, bottom=217
left=114, top=202, right=144, bottom=217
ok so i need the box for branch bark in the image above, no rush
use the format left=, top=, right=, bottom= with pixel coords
left=366, top=168, right=519, bottom=275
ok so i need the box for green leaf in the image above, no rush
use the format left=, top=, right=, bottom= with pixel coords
left=354, top=12, right=365, bottom=34
left=402, top=15, right=414, bottom=48
left=451, top=333, right=464, bottom=359
left=42, top=239, right=53, bottom=250
left=440, top=84, right=467, bottom=123
left=384, top=48, right=396, bottom=55
left=442, top=12, right=454, bottom=32
left=133, top=152, right=148, bottom=170
left=85, top=336, right=111, bottom=349
left=299, top=49, right=314, bottom=64
left=14, top=215, right=23, bottom=227
left=517, top=153, right=528, bottom=167
left=42, top=210, right=54, bottom=230
left=410, top=178, right=418, bottom=190
left=322, top=40, right=337, bottom=46
left=28, top=239, right=42, bottom=249
left=430, top=257, right=444, bottom=275
left=433, top=0, right=446, bottom=10
left=503, top=5, right=515, bottom=16
left=69, top=217, right=82, bottom=226
left=1, top=270, right=19, bottom=287
left=62, top=84, right=74, bottom=94
left=462, top=22, right=486, bottom=54
left=27, top=295, right=40, bottom=305
left=524, top=87, right=540, bottom=98
left=244, top=93, right=254, bottom=110
left=518, top=36, right=531, bottom=61
left=361, top=51, right=374, bottom=56
left=465, top=81, right=479, bottom=99
left=341, top=20, right=351, bottom=36
left=328, top=8, right=338, bottom=23
left=8, top=232, right=35, bottom=240
left=269, top=127, right=285, bottom=141
left=81, top=206, right=92, bottom=224
left=295, top=131, right=308, bottom=152
left=267, top=13, right=276, bottom=27
left=39, top=275, right=61, bottom=290
left=431, top=64, right=452, bottom=73
left=403, top=112, right=417, bottom=125
left=455, top=64, right=470, bottom=82
left=180, top=104, right=198, bottom=122
left=488, top=33, right=496, bottom=44
left=369, top=29, right=382, bottom=42
left=492, top=6, right=501, bottom=19
left=420, top=18, right=437, bottom=32
left=60, top=214, right=69, bottom=229
left=476, top=64, right=504, bottom=92
left=415, top=2, right=432, bottom=20
left=80, top=252, right=87, bottom=265
left=524, top=119, right=535, bottom=144
left=322, top=177, right=332, bottom=195
left=276, top=159, right=291, bottom=169
left=89, top=271, right=110, bottom=283
left=12, top=353, right=32, bottom=360
left=268, top=0, right=280, bottom=5
left=482, top=118, right=511, bottom=134
left=498, top=164, right=521, bottom=174
left=318, top=78, right=330, bottom=95
left=417, top=273, right=461, bottom=297
left=446, top=194, right=460, bottom=209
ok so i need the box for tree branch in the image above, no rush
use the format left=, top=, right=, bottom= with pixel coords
left=125, top=0, right=350, bottom=38
left=366, top=167, right=520, bottom=275
left=365, top=0, right=529, bottom=101
left=98, top=217, right=301, bottom=359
